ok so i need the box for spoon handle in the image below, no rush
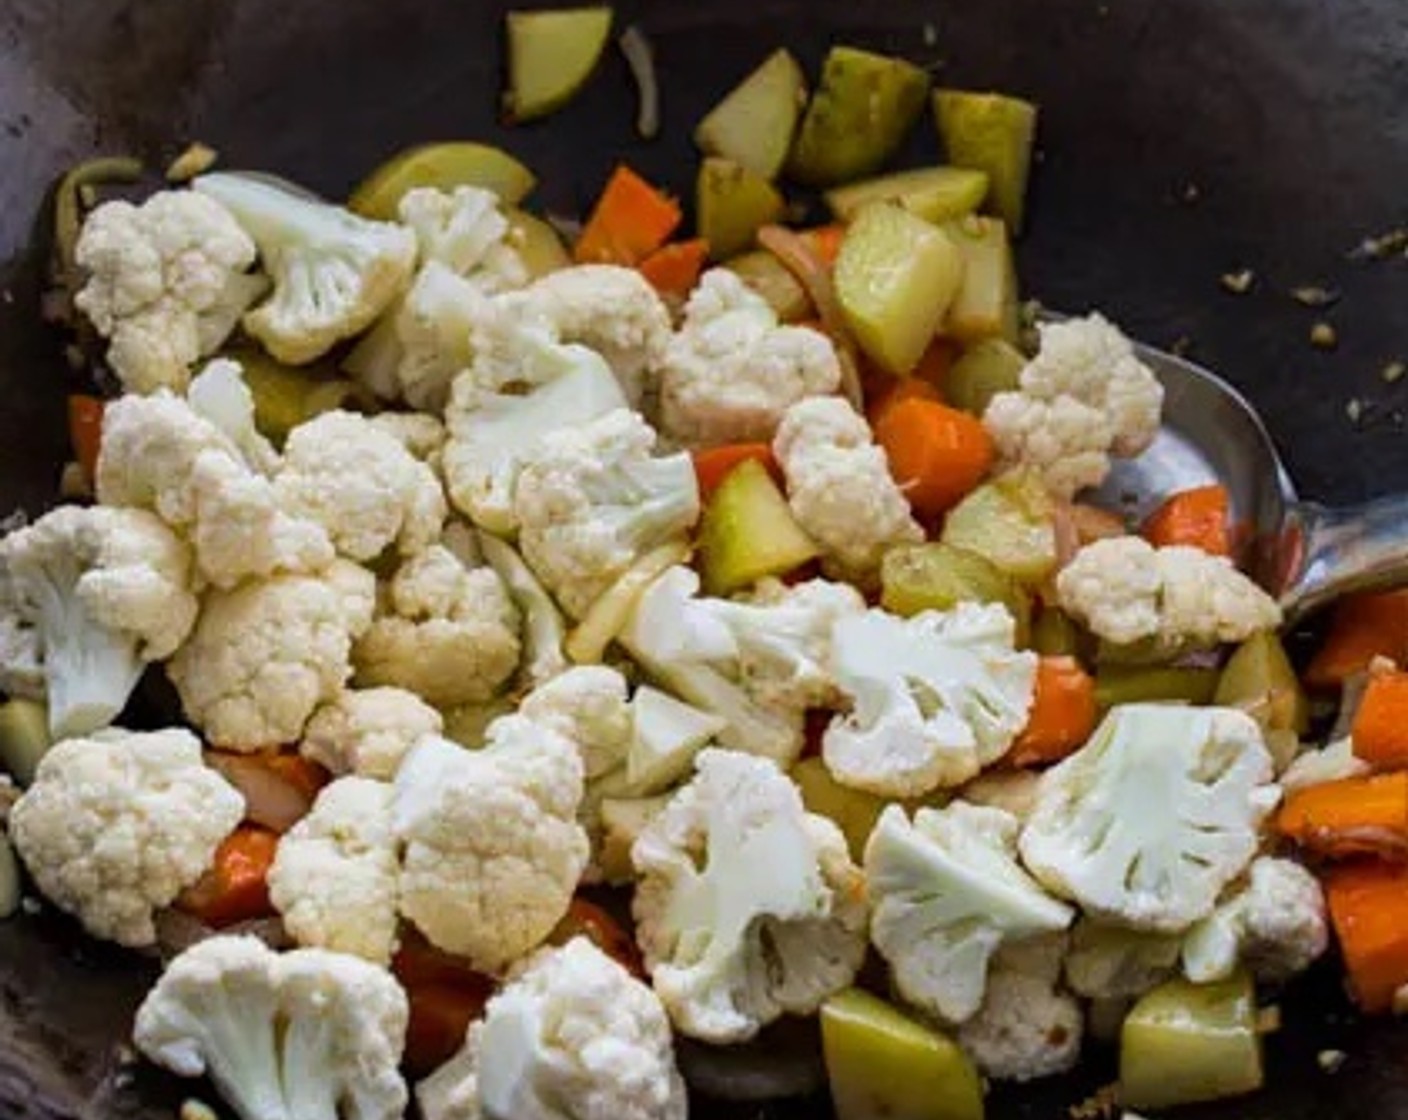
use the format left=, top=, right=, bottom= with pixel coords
left=1278, top=493, right=1408, bottom=620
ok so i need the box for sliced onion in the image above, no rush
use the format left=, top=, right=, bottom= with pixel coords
left=202, top=751, right=319, bottom=834
left=756, top=225, right=864, bottom=412
left=618, top=25, right=660, bottom=141
left=565, top=539, right=691, bottom=665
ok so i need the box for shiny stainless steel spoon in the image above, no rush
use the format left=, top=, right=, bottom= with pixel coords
left=1090, top=342, right=1408, bottom=622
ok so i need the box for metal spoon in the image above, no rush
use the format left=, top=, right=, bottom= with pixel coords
left=1090, top=343, right=1408, bottom=622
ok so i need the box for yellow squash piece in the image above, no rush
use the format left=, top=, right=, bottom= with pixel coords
left=834, top=203, right=964, bottom=376
left=881, top=543, right=1031, bottom=644
left=940, top=470, right=1057, bottom=584
left=348, top=143, right=537, bottom=219
left=1031, top=606, right=1083, bottom=658
left=505, top=208, right=572, bottom=278
left=697, top=458, right=819, bottom=596
left=934, top=89, right=1039, bottom=234
left=723, top=250, right=812, bottom=321
left=231, top=348, right=364, bottom=447
left=1094, top=665, right=1220, bottom=711
left=943, top=215, right=1019, bottom=343
left=1121, top=972, right=1263, bottom=1111
left=694, top=49, right=807, bottom=181
left=792, top=758, right=890, bottom=861
left=943, top=337, right=1026, bottom=416
left=504, top=7, right=614, bottom=122
left=822, top=988, right=985, bottom=1120
left=0, top=698, right=52, bottom=787
left=787, top=47, right=931, bottom=187
left=824, top=165, right=990, bottom=224
left=696, top=158, right=786, bottom=260
left=1214, top=630, right=1310, bottom=735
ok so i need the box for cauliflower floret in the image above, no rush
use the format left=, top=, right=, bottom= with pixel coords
left=398, top=186, right=529, bottom=286
left=658, top=270, right=842, bottom=447
left=0, top=505, right=198, bottom=737
left=773, top=397, right=922, bottom=583
left=417, top=937, right=685, bottom=1120
left=370, top=412, right=448, bottom=462
left=1063, top=919, right=1181, bottom=1000
left=478, top=532, right=569, bottom=689
left=96, top=390, right=334, bottom=589
left=394, top=723, right=588, bottom=971
left=508, top=265, right=673, bottom=407
left=133, top=935, right=408, bottom=1120
left=267, top=777, right=400, bottom=964
left=956, top=965, right=1084, bottom=1083
left=301, top=687, right=443, bottom=780
left=354, top=543, right=520, bottom=708
left=442, top=331, right=628, bottom=535
left=514, top=409, right=700, bottom=619
left=1018, top=704, right=1280, bottom=933
left=186, top=358, right=279, bottom=475
left=167, top=560, right=376, bottom=748
left=73, top=190, right=266, bottom=394
left=386, top=262, right=496, bottom=412
left=823, top=603, right=1039, bottom=798
left=865, top=803, right=1073, bottom=1024
left=273, top=410, right=446, bottom=562
left=1279, top=736, right=1370, bottom=793
left=632, top=749, right=867, bottom=1043
left=193, top=172, right=416, bottom=364
left=520, top=665, right=635, bottom=780
left=621, top=566, right=863, bottom=766
left=1056, top=536, right=1282, bottom=654
left=1181, top=856, right=1328, bottom=984
left=9, top=727, right=242, bottom=946
left=982, top=313, right=1164, bottom=499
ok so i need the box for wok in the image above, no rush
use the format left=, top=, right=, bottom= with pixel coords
left=0, top=0, right=1404, bottom=1115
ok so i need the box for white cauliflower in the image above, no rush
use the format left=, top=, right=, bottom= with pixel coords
left=9, top=727, right=243, bottom=946
left=133, top=935, right=408, bottom=1120
left=514, top=409, right=700, bottom=619
left=1056, top=536, right=1282, bottom=654
left=417, top=937, right=685, bottom=1120
left=186, top=358, right=280, bottom=475
left=823, top=603, right=1038, bottom=797
left=273, top=410, right=446, bottom=562
left=398, top=186, right=529, bottom=286
left=1063, top=919, right=1181, bottom=1000
left=632, top=749, right=867, bottom=1043
left=865, top=803, right=1073, bottom=1024
left=0, top=505, right=198, bottom=737
left=354, top=543, right=520, bottom=708
left=369, top=412, right=448, bottom=462
left=1181, top=856, right=1328, bottom=984
left=982, top=312, right=1164, bottom=498
left=193, top=171, right=416, bottom=364
left=387, top=262, right=493, bottom=412
left=1279, top=737, right=1370, bottom=793
left=96, top=390, right=333, bottom=589
left=621, top=566, right=864, bottom=766
left=658, top=269, right=841, bottom=446
left=956, top=960, right=1084, bottom=1083
left=1018, top=704, right=1280, bottom=933
left=167, top=560, right=376, bottom=748
left=301, top=687, right=443, bottom=780
left=478, top=532, right=569, bottom=689
left=394, top=723, right=588, bottom=971
left=267, top=777, right=400, bottom=964
left=508, top=265, right=673, bottom=407
left=772, top=397, right=922, bottom=583
left=960, top=769, right=1043, bottom=822
left=74, top=190, right=266, bottom=394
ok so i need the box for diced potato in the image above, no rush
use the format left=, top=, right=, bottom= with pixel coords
left=934, top=90, right=1038, bottom=233
left=835, top=203, right=965, bottom=376
left=694, top=49, right=807, bottom=181
left=232, top=348, right=364, bottom=447
left=503, top=7, right=614, bottom=122
left=824, top=166, right=990, bottom=224
left=598, top=793, right=672, bottom=884
left=1120, top=972, right=1263, bottom=1110
left=505, top=208, right=571, bottom=278
left=1094, top=665, right=1220, bottom=711
left=943, top=337, right=1026, bottom=416
left=348, top=142, right=536, bottom=219
left=1031, top=606, right=1083, bottom=658
left=822, top=988, right=985, bottom=1120
left=0, top=697, right=52, bottom=786
left=698, top=458, right=819, bottom=595
left=723, top=250, right=812, bottom=321
left=788, top=47, right=931, bottom=187
left=881, top=543, right=1030, bottom=644
left=792, top=757, right=889, bottom=861
left=1214, top=631, right=1310, bottom=735
left=696, top=157, right=786, bottom=260
left=940, top=471, right=1056, bottom=584
left=942, top=215, right=1018, bottom=344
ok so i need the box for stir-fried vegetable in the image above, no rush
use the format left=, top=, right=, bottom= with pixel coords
left=694, top=49, right=807, bottom=180
left=696, top=457, right=818, bottom=595
left=696, top=157, right=786, bottom=259
left=1142, top=483, right=1232, bottom=555
left=1277, top=772, right=1408, bottom=859
left=574, top=164, right=682, bottom=265
left=0, top=698, right=53, bottom=786
left=1354, top=669, right=1408, bottom=767
left=824, top=165, right=990, bottom=224
left=348, top=142, right=537, bottom=218
left=503, top=7, right=614, bottom=122
left=934, top=89, right=1039, bottom=233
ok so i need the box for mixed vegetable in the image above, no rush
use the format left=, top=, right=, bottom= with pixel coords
left=0, top=12, right=1404, bottom=1120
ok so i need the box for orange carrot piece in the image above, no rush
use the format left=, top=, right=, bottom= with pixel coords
left=1305, top=590, right=1408, bottom=690
left=574, top=165, right=682, bottom=266
left=1007, top=656, right=1098, bottom=767
left=1142, top=484, right=1232, bottom=556
left=872, top=396, right=995, bottom=520
left=68, top=395, right=104, bottom=484
left=550, top=896, right=644, bottom=977
left=639, top=238, right=709, bottom=299
left=691, top=443, right=781, bottom=501
left=1354, top=670, right=1408, bottom=769
left=403, top=980, right=496, bottom=1076
left=1277, top=772, right=1408, bottom=859
left=174, top=825, right=279, bottom=928
left=800, top=224, right=846, bottom=268
left=1325, top=861, right=1408, bottom=1013
left=866, top=376, right=942, bottom=424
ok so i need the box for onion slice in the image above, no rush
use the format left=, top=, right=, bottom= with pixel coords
left=566, top=539, right=691, bottom=665
left=618, top=25, right=660, bottom=141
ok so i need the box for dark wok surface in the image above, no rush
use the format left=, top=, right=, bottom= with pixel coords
left=0, top=0, right=1404, bottom=1115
